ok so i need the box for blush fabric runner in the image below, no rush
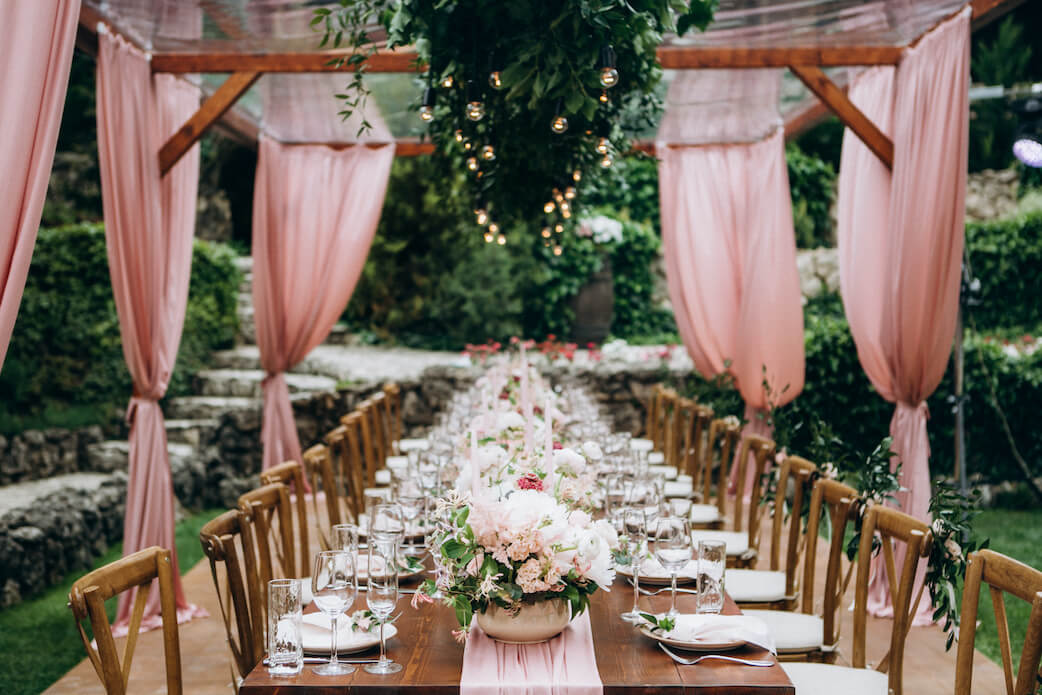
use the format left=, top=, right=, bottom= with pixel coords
left=461, top=611, right=603, bottom=695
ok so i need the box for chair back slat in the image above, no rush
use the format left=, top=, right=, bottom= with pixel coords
left=956, top=549, right=1042, bottom=695
left=703, top=417, right=740, bottom=514
left=259, top=462, right=311, bottom=578
left=68, top=546, right=182, bottom=695
left=238, top=483, right=297, bottom=612
left=682, top=404, right=713, bottom=483
left=731, top=433, right=776, bottom=541
left=644, top=384, right=663, bottom=442
left=382, top=383, right=403, bottom=450
left=327, top=418, right=366, bottom=519
left=766, top=456, right=816, bottom=598
left=199, top=510, right=264, bottom=687
left=352, top=400, right=382, bottom=488
left=302, top=443, right=342, bottom=550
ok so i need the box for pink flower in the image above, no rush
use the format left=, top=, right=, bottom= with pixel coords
left=452, top=628, right=469, bottom=644
left=411, top=591, right=435, bottom=609
left=517, top=472, right=544, bottom=492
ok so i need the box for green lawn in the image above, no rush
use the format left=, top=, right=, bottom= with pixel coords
left=0, top=508, right=222, bottom=695
left=969, top=508, right=1042, bottom=667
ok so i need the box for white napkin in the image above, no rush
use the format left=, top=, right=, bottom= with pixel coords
left=630, top=438, right=655, bottom=452
left=386, top=455, right=409, bottom=470
left=648, top=464, right=678, bottom=480
left=664, top=480, right=693, bottom=498
left=398, top=438, right=430, bottom=452
left=660, top=614, right=776, bottom=653
left=634, top=557, right=699, bottom=579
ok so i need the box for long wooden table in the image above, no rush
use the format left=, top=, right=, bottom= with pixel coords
left=240, top=573, right=795, bottom=694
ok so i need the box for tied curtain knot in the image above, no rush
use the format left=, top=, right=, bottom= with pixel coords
left=126, top=392, right=161, bottom=426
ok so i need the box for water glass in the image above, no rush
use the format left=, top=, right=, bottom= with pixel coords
left=669, top=498, right=692, bottom=519
left=368, top=502, right=405, bottom=539
left=604, top=474, right=628, bottom=516
left=396, top=487, right=426, bottom=556
left=653, top=516, right=692, bottom=618
left=620, top=506, right=647, bottom=623
left=697, top=540, right=726, bottom=614
left=332, top=523, right=359, bottom=559
left=366, top=538, right=403, bottom=674
left=267, top=579, right=303, bottom=676
left=311, top=550, right=358, bottom=675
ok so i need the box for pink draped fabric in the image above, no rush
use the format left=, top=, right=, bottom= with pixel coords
left=96, top=30, right=207, bottom=632
left=837, top=9, right=970, bottom=625
left=658, top=130, right=805, bottom=496
left=253, top=138, right=394, bottom=471
left=0, top=0, right=79, bottom=367
left=461, top=611, right=602, bottom=695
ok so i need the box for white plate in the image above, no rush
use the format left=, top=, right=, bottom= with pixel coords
left=616, top=559, right=698, bottom=586
left=638, top=623, right=743, bottom=652
left=300, top=613, right=398, bottom=655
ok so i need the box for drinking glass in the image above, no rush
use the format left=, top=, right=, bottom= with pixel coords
left=368, top=502, right=405, bottom=540
left=365, top=538, right=403, bottom=674
left=364, top=489, right=391, bottom=524
left=620, top=506, right=647, bottom=623
left=310, top=551, right=358, bottom=675
left=267, top=579, right=303, bottom=675
left=604, top=474, right=627, bottom=516
left=697, top=540, right=726, bottom=614
left=332, top=523, right=359, bottom=559
left=653, top=516, right=692, bottom=618
left=669, top=498, right=692, bottom=520
left=396, top=484, right=426, bottom=556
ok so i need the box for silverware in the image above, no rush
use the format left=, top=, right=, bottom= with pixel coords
left=264, top=657, right=379, bottom=665
left=658, top=643, right=773, bottom=667
left=627, top=580, right=698, bottom=596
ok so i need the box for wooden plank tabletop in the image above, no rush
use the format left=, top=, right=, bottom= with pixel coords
left=240, top=573, right=794, bottom=694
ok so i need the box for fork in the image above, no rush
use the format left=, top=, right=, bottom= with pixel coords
left=658, top=643, right=773, bottom=667
left=627, top=580, right=698, bottom=596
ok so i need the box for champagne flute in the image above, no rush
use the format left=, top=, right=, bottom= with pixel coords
left=620, top=506, right=647, bottom=623
left=311, top=550, right=358, bottom=675
left=653, top=516, right=692, bottom=619
left=365, top=538, right=402, bottom=674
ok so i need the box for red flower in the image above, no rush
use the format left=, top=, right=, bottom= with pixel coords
left=553, top=441, right=563, bottom=450
left=546, top=333, right=557, bottom=341
left=517, top=472, right=544, bottom=492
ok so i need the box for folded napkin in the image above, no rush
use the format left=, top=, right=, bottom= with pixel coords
left=386, top=455, right=409, bottom=470
left=654, top=614, right=776, bottom=654
left=633, top=557, right=699, bottom=580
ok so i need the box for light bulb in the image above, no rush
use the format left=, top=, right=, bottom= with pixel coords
left=599, top=90, right=609, bottom=104
left=488, top=222, right=500, bottom=234
left=544, top=201, right=556, bottom=214
left=476, top=209, right=489, bottom=226
left=488, top=71, right=502, bottom=90
left=483, top=231, right=494, bottom=243
left=466, top=156, right=479, bottom=171
left=544, top=240, right=552, bottom=248
left=497, top=234, right=507, bottom=246
left=596, top=137, right=610, bottom=155
left=564, top=186, right=576, bottom=200
left=466, top=101, right=485, bottom=121
left=440, top=75, right=454, bottom=88
left=600, top=153, right=614, bottom=168
left=599, top=66, right=619, bottom=88
left=554, top=223, right=564, bottom=234
left=560, top=202, right=571, bottom=219
left=481, top=145, right=496, bottom=161
left=463, top=139, right=473, bottom=150
left=572, top=169, right=582, bottom=182
left=553, top=188, right=564, bottom=203
left=419, top=105, right=434, bottom=122
left=541, top=227, right=552, bottom=238
left=553, top=245, right=563, bottom=256
left=550, top=114, right=569, bottom=134
left=454, top=129, right=465, bottom=143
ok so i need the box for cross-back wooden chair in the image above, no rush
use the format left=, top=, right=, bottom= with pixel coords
left=69, top=546, right=182, bottom=695
left=199, top=511, right=263, bottom=690
left=697, top=416, right=741, bottom=515
left=653, top=388, right=677, bottom=455
left=744, top=477, right=860, bottom=661
left=729, top=455, right=817, bottom=609
left=956, top=548, right=1042, bottom=695
left=327, top=417, right=367, bottom=519
left=370, top=391, right=392, bottom=467
left=300, top=443, right=344, bottom=552
left=680, top=403, right=713, bottom=481
left=382, top=382, right=402, bottom=450
left=238, top=483, right=298, bottom=610
left=344, top=403, right=381, bottom=489
left=665, top=394, right=693, bottom=470
left=259, top=461, right=311, bottom=579
left=644, top=383, right=665, bottom=442
left=782, top=504, right=933, bottom=695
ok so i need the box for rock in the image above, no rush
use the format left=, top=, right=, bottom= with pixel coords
left=0, top=579, right=20, bottom=608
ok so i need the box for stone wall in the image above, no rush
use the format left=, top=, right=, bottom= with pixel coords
left=0, top=426, right=106, bottom=486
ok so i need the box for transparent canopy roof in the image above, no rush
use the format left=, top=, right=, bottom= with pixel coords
left=86, top=0, right=968, bottom=145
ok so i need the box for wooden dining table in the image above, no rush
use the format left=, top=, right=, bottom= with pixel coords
left=240, top=571, right=795, bottom=694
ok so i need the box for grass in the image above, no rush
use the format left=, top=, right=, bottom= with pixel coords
left=0, top=508, right=223, bottom=695
left=968, top=508, right=1042, bottom=667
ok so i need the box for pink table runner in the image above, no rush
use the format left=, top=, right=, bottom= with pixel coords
left=461, top=611, right=603, bottom=695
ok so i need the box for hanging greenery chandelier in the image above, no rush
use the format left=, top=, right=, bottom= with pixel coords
left=315, top=1, right=715, bottom=250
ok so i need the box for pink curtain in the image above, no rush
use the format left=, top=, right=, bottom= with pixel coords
left=837, top=8, right=970, bottom=625
left=658, top=130, right=805, bottom=494
left=253, top=138, right=394, bottom=470
left=0, top=0, right=80, bottom=366
left=96, top=30, right=206, bottom=632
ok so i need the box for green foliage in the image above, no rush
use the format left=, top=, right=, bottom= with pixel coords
left=792, top=116, right=844, bottom=171
left=964, top=211, right=1042, bottom=330
left=583, top=154, right=662, bottom=229
left=786, top=144, right=836, bottom=248
left=0, top=225, right=239, bottom=433
left=970, top=16, right=1033, bottom=172
left=608, top=221, right=675, bottom=339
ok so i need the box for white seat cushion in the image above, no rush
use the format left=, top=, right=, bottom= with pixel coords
left=781, top=663, right=888, bottom=695
left=398, top=438, right=430, bottom=452
left=648, top=464, right=677, bottom=479
left=363, top=486, right=391, bottom=500
left=386, top=455, right=409, bottom=471
left=676, top=474, right=693, bottom=485
left=630, top=438, right=654, bottom=452
left=689, top=503, right=722, bottom=524
left=726, top=570, right=787, bottom=603
left=648, top=451, right=666, bottom=464
left=743, top=609, right=823, bottom=653
left=663, top=480, right=693, bottom=498
left=690, top=530, right=749, bottom=556
left=374, top=469, right=392, bottom=485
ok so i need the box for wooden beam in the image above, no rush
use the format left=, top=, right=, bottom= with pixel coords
left=789, top=65, right=893, bottom=170
left=152, top=49, right=421, bottom=74
left=784, top=98, right=836, bottom=142
left=971, top=0, right=1028, bottom=29
left=655, top=45, right=903, bottom=69
left=159, top=71, right=261, bottom=176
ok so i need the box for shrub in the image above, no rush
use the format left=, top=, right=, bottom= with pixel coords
left=787, top=144, right=836, bottom=248
left=964, top=211, right=1042, bottom=331
left=0, top=224, right=239, bottom=433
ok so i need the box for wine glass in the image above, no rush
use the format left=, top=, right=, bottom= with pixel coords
left=332, top=523, right=358, bottom=559
left=395, top=483, right=426, bottom=557
left=310, top=550, right=358, bottom=675
left=653, top=516, right=692, bottom=619
left=365, top=537, right=402, bottom=674
left=368, top=502, right=404, bottom=540
left=620, top=506, right=647, bottom=623
left=604, top=474, right=628, bottom=516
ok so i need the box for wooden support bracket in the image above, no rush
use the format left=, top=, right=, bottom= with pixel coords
left=789, top=65, right=894, bottom=170
left=158, top=71, right=261, bottom=176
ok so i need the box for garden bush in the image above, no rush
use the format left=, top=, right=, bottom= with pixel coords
left=0, top=224, right=240, bottom=433
left=964, top=210, right=1042, bottom=331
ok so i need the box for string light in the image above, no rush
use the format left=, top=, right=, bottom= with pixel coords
left=600, top=153, right=614, bottom=168
left=550, top=100, right=568, bottom=134
left=596, top=137, right=610, bottom=155
left=465, top=80, right=485, bottom=121
left=419, top=87, right=435, bottom=122
left=454, top=129, right=465, bottom=143
left=553, top=245, right=563, bottom=256
left=541, top=227, right=552, bottom=238
left=598, top=45, right=619, bottom=88
left=488, top=222, right=500, bottom=234
left=497, top=234, right=507, bottom=245
left=466, top=156, right=479, bottom=171
left=544, top=201, right=556, bottom=214
left=484, top=231, right=494, bottom=243
left=560, top=201, right=571, bottom=218
left=488, top=52, right=503, bottom=90
left=440, top=75, right=454, bottom=89
left=599, top=90, right=609, bottom=104
left=564, top=186, right=576, bottom=200
left=481, top=145, right=496, bottom=161
left=554, top=223, right=564, bottom=234
left=572, top=169, right=582, bottom=182
left=474, top=202, right=489, bottom=226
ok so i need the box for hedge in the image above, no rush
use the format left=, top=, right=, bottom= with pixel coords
left=964, top=210, right=1042, bottom=331
left=0, top=224, right=240, bottom=433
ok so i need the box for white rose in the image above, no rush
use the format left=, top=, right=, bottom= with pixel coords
left=496, top=412, right=525, bottom=432
left=592, top=518, right=619, bottom=550
left=553, top=448, right=586, bottom=473
left=581, top=441, right=604, bottom=461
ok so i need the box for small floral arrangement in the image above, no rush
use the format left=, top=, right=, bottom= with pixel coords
left=421, top=489, right=618, bottom=642
left=638, top=613, right=676, bottom=634
left=464, top=340, right=503, bottom=365
left=347, top=609, right=391, bottom=632
left=577, top=215, right=624, bottom=245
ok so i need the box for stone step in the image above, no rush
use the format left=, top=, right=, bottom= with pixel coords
left=85, top=441, right=196, bottom=473
left=165, top=396, right=262, bottom=423
left=194, top=369, right=338, bottom=398
left=165, top=418, right=220, bottom=448
left=212, top=345, right=262, bottom=370
left=232, top=256, right=254, bottom=274
left=0, top=472, right=114, bottom=519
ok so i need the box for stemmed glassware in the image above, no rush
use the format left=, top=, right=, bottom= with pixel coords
left=310, top=550, right=358, bottom=675
left=395, top=482, right=426, bottom=556
left=653, top=516, right=693, bottom=619
left=332, top=523, right=359, bottom=558
left=365, top=536, right=403, bottom=674
left=619, top=506, right=647, bottom=623
left=369, top=502, right=405, bottom=539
